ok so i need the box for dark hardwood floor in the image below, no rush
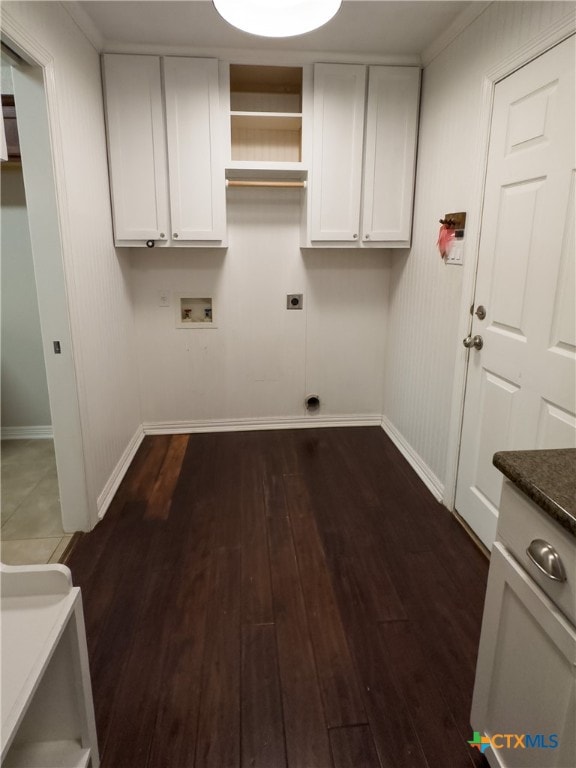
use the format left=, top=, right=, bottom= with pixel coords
left=68, top=427, right=490, bottom=768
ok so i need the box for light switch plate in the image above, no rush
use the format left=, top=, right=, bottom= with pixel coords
left=446, top=240, right=464, bottom=266
left=158, top=290, right=170, bottom=307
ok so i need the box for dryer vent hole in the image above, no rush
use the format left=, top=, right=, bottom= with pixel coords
left=305, top=395, right=320, bottom=412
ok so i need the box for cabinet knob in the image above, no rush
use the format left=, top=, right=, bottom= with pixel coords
left=173, top=233, right=179, bottom=239
left=365, top=234, right=370, bottom=240
left=353, top=233, right=358, bottom=239
left=160, top=233, right=165, bottom=239
left=146, top=240, right=155, bottom=248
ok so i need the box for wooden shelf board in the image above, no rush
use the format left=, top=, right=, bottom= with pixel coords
left=225, top=163, right=308, bottom=181
left=231, top=113, right=302, bottom=131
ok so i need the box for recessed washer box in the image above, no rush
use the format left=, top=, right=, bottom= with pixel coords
left=176, top=297, right=215, bottom=328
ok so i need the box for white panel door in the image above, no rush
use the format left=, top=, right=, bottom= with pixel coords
left=103, top=55, right=169, bottom=243
left=456, top=37, right=576, bottom=548
left=310, top=63, right=366, bottom=241
left=361, top=66, right=420, bottom=246
left=163, top=57, right=225, bottom=242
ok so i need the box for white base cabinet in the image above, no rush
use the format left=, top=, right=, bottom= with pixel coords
left=103, top=54, right=226, bottom=248
left=304, top=64, right=420, bottom=248
left=1, top=564, right=99, bottom=768
left=471, top=483, right=576, bottom=768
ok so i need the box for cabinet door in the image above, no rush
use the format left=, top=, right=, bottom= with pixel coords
left=362, top=67, right=420, bottom=246
left=163, top=57, right=225, bottom=242
left=103, top=55, right=169, bottom=243
left=471, top=543, right=576, bottom=768
left=310, top=64, right=366, bottom=241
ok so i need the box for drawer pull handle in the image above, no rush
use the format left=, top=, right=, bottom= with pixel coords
left=526, top=539, right=567, bottom=583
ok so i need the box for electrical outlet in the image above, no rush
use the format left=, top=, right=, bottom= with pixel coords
left=158, top=290, right=170, bottom=307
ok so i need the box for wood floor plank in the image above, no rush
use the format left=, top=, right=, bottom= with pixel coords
left=265, top=473, right=333, bottom=768
left=88, top=511, right=190, bottom=756
left=283, top=472, right=367, bottom=728
left=378, top=620, right=477, bottom=768
left=378, top=548, right=485, bottom=756
left=332, top=551, right=407, bottom=626
left=329, top=725, right=382, bottom=768
left=241, top=624, right=287, bottom=768
left=146, top=549, right=212, bottom=768
left=241, top=451, right=274, bottom=625
left=123, top=434, right=172, bottom=504
left=195, top=546, right=241, bottom=768
left=97, top=563, right=175, bottom=767
left=77, top=501, right=155, bottom=659
left=145, top=434, right=189, bottom=520
left=67, top=436, right=170, bottom=586
left=324, top=555, right=427, bottom=768
left=348, top=627, right=428, bottom=768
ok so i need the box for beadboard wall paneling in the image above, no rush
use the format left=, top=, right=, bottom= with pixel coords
left=131, top=188, right=389, bottom=424
left=2, top=2, right=141, bottom=521
left=382, top=0, right=575, bottom=487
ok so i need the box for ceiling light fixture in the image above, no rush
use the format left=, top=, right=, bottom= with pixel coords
left=213, top=0, right=342, bottom=38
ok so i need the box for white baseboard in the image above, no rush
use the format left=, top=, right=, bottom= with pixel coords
left=97, top=425, right=145, bottom=520
left=143, top=414, right=382, bottom=435
left=1, top=425, right=54, bottom=440
left=380, top=416, right=444, bottom=502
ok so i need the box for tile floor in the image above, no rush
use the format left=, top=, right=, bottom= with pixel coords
left=1, top=439, right=72, bottom=565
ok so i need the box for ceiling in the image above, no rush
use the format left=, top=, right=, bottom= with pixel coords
left=71, top=0, right=474, bottom=58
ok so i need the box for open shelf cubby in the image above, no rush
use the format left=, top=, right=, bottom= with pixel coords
left=229, top=65, right=303, bottom=164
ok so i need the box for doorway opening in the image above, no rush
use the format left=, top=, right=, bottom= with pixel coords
left=0, top=40, right=90, bottom=561
left=0, top=52, right=71, bottom=564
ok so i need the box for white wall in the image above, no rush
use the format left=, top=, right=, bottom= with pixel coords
left=131, top=188, right=389, bottom=427
left=2, top=2, right=141, bottom=521
left=382, top=1, right=575, bottom=491
left=1, top=166, right=51, bottom=431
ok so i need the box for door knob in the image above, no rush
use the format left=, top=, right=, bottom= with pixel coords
left=463, top=335, right=483, bottom=350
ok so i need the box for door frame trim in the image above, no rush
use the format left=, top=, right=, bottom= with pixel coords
left=443, top=14, right=576, bottom=513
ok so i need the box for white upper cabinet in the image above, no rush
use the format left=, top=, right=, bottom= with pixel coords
left=103, top=55, right=169, bottom=243
left=310, top=64, right=366, bottom=241
left=164, top=58, right=225, bottom=242
left=305, top=63, right=420, bottom=248
left=103, top=54, right=226, bottom=247
left=362, top=67, right=420, bottom=246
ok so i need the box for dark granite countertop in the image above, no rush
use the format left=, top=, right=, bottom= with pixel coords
left=493, top=449, right=576, bottom=539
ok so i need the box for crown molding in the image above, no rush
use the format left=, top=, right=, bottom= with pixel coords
left=99, top=41, right=420, bottom=66
left=421, top=1, right=491, bottom=67
left=61, top=1, right=105, bottom=52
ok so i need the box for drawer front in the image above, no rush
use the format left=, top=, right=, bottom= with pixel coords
left=497, top=481, right=576, bottom=626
